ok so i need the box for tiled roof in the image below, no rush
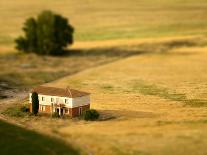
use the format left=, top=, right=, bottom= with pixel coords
left=31, top=86, right=90, bottom=98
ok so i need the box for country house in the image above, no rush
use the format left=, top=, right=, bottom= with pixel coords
left=29, top=86, right=90, bottom=117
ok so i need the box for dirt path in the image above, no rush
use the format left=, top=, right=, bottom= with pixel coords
left=0, top=92, right=26, bottom=111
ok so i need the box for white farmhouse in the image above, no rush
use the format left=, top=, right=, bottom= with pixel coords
left=29, top=86, right=90, bottom=117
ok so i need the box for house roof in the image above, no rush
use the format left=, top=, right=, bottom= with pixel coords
left=31, top=86, right=90, bottom=98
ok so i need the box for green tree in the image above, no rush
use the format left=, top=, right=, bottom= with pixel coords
left=15, top=10, right=74, bottom=55
left=31, top=92, right=39, bottom=115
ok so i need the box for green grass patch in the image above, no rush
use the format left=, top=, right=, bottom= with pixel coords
left=75, top=24, right=207, bottom=41
left=132, top=81, right=186, bottom=101
left=132, top=81, right=207, bottom=106
left=3, top=105, right=30, bottom=117
left=0, top=71, right=67, bottom=88
left=0, top=35, right=14, bottom=45
left=100, top=84, right=114, bottom=91
left=0, top=120, right=80, bottom=155
left=2, top=0, right=207, bottom=42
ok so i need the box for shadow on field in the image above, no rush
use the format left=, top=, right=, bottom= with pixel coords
left=0, top=120, right=80, bottom=155
left=0, top=47, right=146, bottom=100
left=0, top=37, right=206, bottom=99
left=65, top=37, right=205, bottom=57
left=65, top=47, right=146, bottom=57
left=130, top=38, right=201, bottom=54
left=66, top=41, right=193, bottom=57
left=99, top=109, right=158, bottom=121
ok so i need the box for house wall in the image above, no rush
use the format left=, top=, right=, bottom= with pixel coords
left=29, top=93, right=73, bottom=107
left=69, top=104, right=90, bottom=117
left=29, top=93, right=90, bottom=108
left=29, top=103, right=32, bottom=113
left=39, top=105, right=51, bottom=113
left=29, top=103, right=51, bottom=113
left=72, top=95, right=90, bottom=108
left=29, top=93, right=90, bottom=117
left=29, top=103, right=90, bottom=117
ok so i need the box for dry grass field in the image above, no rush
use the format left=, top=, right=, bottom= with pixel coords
left=43, top=39, right=207, bottom=155
left=2, top=37, right=206, bottom=155
left=1, top=0, right=207, bottom=46
left=0, top=43, right=143, bottom=100
left=1, top=0, right=207, bottom=155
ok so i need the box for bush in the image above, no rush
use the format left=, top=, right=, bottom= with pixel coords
left=83, top=109, right=99, bottom=121
left=3, top=105, right=30, bottom=117
left=15, top=10, right=74, bottom=55
left=20, top=105, right=30, bottom=113
left=52, top=112, right=60, bottom=118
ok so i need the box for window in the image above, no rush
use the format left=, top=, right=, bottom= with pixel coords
left=43, top=106, right=45, bottom=112
left=65, top=109, right=69, bottom=114
left=65, top=99, right=68, bottom=103
left=29, top=94, right=32, bottom=102
left=42, top=96, right=45, bottom=101
left=39, top=105, right=45, bottom=111
left=79, top=107, right=83, bottom=115
left=51, top=98, right=54, bottom=102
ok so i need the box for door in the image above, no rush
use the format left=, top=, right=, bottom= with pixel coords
left=79, top=107, right=83, bottom=115
left=56, top=108, right=59, bottom=114
left=61, top=108, right=64, bottom=116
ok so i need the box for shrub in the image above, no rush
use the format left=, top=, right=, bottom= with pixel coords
left=83, top=109, right=99, bottom=121
left=20, top=105, right=30, bottom=113
left=52, top=112, right=60, bottom=118
left=3, top=105, right=30, bottom=117
left=15, top=10, right=74, bottom=55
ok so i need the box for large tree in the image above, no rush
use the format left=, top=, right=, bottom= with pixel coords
left=15, top=10, right=74, bottom=55
left=31, top=92, right=39, bottom=115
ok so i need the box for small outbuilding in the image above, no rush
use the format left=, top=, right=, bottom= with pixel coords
left=29, top=86, right=90, bottom=117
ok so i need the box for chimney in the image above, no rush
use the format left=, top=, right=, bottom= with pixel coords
left=66, top=86, right=72, bottom=97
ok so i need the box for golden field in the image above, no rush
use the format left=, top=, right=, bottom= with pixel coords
left=2, top=37, right=206, bottom=155
left=46, top=39, right=207, bottom=155
left=1, top=0, right=207, bottom=45
left=1, top=0, right=207, bottom=155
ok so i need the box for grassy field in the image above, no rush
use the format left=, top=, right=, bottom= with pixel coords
left=1, top=0, right=207, bottom=155
left=1, top=0, right=207, bottom=46
left=0, top=45, right=143, bottom=100
left=44, top=39, right=207, bottom=155
left=2, top=37, right=207, bottom=155
left=0, top=120, right=80, bottom=155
